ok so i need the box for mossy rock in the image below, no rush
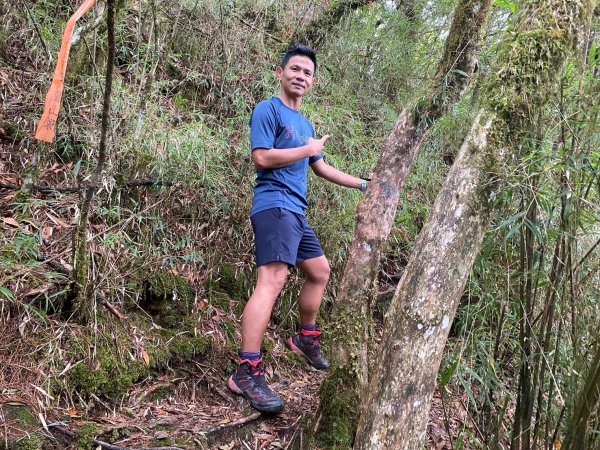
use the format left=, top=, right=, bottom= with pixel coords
left=209, top=263, right=248, bottom=300
left=66, top=334, right=149, bottom=400
left=1, top=403, right=38, bottom=427
left=139, top=271, right=196, bottom=329
left=1, top=404, right=50, bottom=450
left=168, top=332, right=210, bottom=362
left=74, top=423, right=98, bottom=450
left=12, top=434, right=45, bottom=450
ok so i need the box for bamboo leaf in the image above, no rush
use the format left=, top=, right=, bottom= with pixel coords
left=0, top=286, right=14, bottom=300
left=439, top=359, right=459, bottom=388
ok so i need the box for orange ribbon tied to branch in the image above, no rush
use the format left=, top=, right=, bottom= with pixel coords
left=35, top=0, right=98, bottom=143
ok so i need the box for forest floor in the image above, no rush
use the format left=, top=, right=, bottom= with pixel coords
left=0, top=273, right=477, bottom=450
left=1, top=329, right=476, bottom=450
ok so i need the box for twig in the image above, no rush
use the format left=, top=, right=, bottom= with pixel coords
left=205, top=411, right=262, bottom=438
left=283, top=414, right=304, bottom=450
left=98, top=293, right=128, bottom=321
left=20, top=0, right=52, bottom=61
left=41, top=258, right=71, bottom=276
left=49, top=424, right=184, bottom=450
left=235, top=14, right=284, bottom=43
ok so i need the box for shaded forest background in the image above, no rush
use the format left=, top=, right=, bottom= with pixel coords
left=0, top=0, right=598, bottom=449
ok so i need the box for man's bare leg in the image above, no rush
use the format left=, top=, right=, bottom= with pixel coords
left=297, top=255, right=330, bottom=326
left=241, top=262, right=289, bottom=352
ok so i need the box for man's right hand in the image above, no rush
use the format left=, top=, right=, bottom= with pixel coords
left=306, top=135, right=330, bottom=157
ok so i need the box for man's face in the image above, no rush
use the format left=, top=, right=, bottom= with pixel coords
left=277, top=55, right=316, bottom=99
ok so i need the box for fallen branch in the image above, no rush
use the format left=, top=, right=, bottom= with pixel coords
left=205, top=411, right=262, bottom=438
left=49, top=424, right=184, bottom=450
left=98, top=293, right=128, bottom=321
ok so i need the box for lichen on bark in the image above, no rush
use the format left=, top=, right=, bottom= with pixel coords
left=353, top=0, right=594, bottom=448
left=316, top=0, right=494, bottom=445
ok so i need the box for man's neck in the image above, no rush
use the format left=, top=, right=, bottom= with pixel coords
left=278, top=92, right=302, bottom=111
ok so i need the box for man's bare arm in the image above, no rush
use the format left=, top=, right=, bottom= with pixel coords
left=252, top=135, right=329, bottom=169
left=310, top=158, right=364, bottom=190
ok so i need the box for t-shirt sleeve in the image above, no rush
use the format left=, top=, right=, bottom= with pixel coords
left=250, top=101, right=277, bottom=151
left=307, top=122, right=323, bottom=164
left=309, top=153, right=324, bottom=165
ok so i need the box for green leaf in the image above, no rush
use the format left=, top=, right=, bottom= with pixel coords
left=524, top=218, right=542, bottom=242
left=0, top=286, right=14, bottom=300
left=450, top=69, right=470, bottom=77
left=497, top=211, right=526, bottom=230
left=439, top=359, right=459, bottom=388
left=505, top=222, right=521, bottom=241
left=458, top=371, right=478, bottom=410
left=494, top=0, right=518, bottom=13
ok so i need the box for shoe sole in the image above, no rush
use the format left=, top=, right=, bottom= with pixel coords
left=286, top=337, right=329, bottom=371
left=227, top=376, right=284, bottom=414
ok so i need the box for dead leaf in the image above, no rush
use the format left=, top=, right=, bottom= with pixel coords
left=25, top=285, right=52, bottom=297
left=43, top=226, right=53, bottom=241
left=66, top=409, right=79, bottom=418
left=2, top=217, right=18, bottom=227
left=46, top=212, right=69, bottom=229
left=1, top=192, right=17, bottom=203
left=259, top=423, right=275, bottom=433
left=142, top=350, right=150, bottom=366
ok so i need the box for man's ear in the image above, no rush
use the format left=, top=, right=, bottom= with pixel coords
left=275, top=65, right=283, bottom=81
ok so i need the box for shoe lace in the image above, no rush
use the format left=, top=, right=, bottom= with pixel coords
left=241, top=360, right=271, bottom=391
left=300, top=331, right=321, bottom=348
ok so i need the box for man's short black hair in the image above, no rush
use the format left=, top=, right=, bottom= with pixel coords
left=280, top=44, right=317, bottom=72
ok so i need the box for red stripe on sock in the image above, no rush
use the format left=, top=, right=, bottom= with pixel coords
left=300, top=329, right=321, bottom=337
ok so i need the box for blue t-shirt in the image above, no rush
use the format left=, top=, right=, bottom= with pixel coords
left=250, top=97, right=323, bottom=216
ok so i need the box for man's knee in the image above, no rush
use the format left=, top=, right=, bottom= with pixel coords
left=304, top=258, right=330, bottom=285
left=257, top=263, right=289, bottom=296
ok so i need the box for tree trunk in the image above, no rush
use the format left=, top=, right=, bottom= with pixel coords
left=290, top=0, right=371, bottom=50
left=70, top=0, right=116, bottom=323
left=353, top=0, right=593, bottom=447
left=314, top=0, right=493, bottom=446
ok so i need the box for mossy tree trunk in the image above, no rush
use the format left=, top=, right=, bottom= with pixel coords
left=395, top=0, right=423, bottom=22
left=314, top=0, right=492, bottom=446
left=289, top=0, right=372, bottom=50
left=353, top=1, right=593, bottom=448
left=70, top=0, right=116, bottom=323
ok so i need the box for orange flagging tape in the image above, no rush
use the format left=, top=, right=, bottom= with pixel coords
left=35, top=0, right=98, bottom=143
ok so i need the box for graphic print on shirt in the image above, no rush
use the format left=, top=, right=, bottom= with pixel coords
left=283, top=124, right=310, bottom=146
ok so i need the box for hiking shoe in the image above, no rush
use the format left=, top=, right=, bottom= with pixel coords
left=287, top=329, right=330, bottom=370
left=228, top=358, right=284, bottom=414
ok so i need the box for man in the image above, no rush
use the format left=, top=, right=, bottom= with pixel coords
left=228, top=44, right=368, bottom=414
